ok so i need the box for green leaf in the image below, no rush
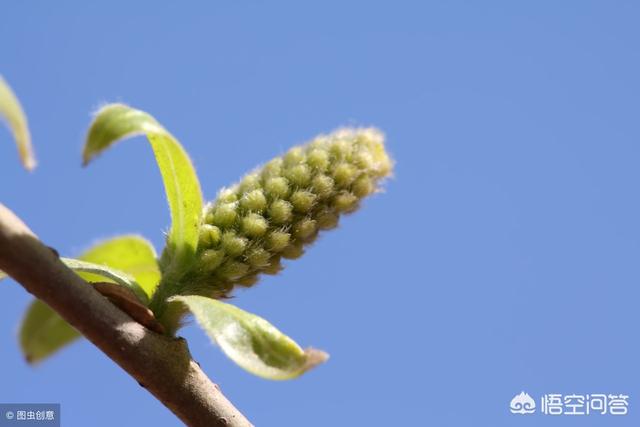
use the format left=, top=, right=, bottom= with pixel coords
left=0, top=76, right=35, bottom=170
left=83, top=104, right=203, bottom=275
left=19, top=236, right=161, bottom=364
left=61, top=257, right=148, bottom=304
left=170, top=295, right=328, bottom=380
left=19, top=299, right=82, bottom=364
left=71, top=235, right=160, bottom=299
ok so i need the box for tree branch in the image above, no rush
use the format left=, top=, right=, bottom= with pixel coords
left=0, top=204, right=252, bottom=427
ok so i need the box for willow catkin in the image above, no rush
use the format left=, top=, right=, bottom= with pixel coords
left=187, top=128, right=393, bottom=298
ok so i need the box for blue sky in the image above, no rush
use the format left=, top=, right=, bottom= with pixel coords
left=2, top=1, right=640, bottom=426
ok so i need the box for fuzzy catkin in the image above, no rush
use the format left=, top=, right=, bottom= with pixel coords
left=187, top=128, right=392, bottom=298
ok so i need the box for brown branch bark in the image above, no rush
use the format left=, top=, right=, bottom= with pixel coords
left=0, top=203, right=253, bottom=427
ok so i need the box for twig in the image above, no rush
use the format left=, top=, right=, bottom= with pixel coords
left=0, top=203, right=252, bottom=427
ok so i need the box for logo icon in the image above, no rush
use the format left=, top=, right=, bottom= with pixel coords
left=5, top=410, right=14, bottom=420
left=510, top=391, right=536, bottom=414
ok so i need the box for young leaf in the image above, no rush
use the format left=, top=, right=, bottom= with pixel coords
left=61, top=258, right=148, bottom=304
left=19, top=300, right=82, bottom=364
left=170, top=295, right=328, bottom=380
left=0, top=76, right=35, bottom=170
left=83, top=104, right=203, bottom=276
left=19, top=236, right=160, bottom=364
left=70, top=235, right=160, bottom=299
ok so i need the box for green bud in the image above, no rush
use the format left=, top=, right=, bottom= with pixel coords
left=262, top=158, right=283, bottom=178
left=307, top=148, right=330, bottom=171
left=236, top=274, right=259, bottom=287
left=217, top=188, right=238, bottom=203
left=311, top=175, right=334, bottom=199
left=329, top=139, right=351, bottom=160
left=209, top=203, right=237, bottom=227
left=221, top=231, right=247, bottom=256
left=246, top=247, right=271, bottom=268
left=290, top=190, right=316, bottom=213
left=266, top=231, right=291, bottom=252
left=240, top=189, right=267, bottom=212
left=294, top=218, right=317, bottom=240
left=284, top=147, right=304, bottom=166
left=199, top=224, right=222, bottom=247
left=201, top=249, right=225, bottom=271
left=242, top=213, right=268, bottom=237
left=333, top=191, right=359, bottom=213
left=281, top=242, right=305, bottom=260
left=264, top=177, right=290, bottom=199
left=352, top=150, right=374, bottom=170
left=352, top=175, right=374, bottom=197
left=285, top=164, right=311, bottom=187
left=238, top=173, right=261, bottom=193
left=218, top=261, right=249, bottom=281
left=332, top=163, right=357, bottom=188
left=190, top=128, right=392, bottom=297
left=316, top=208, right=339, bottom=230
left=262, top=256, right=283, bottom=275
left=269, top=200, right=293, bottom=224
